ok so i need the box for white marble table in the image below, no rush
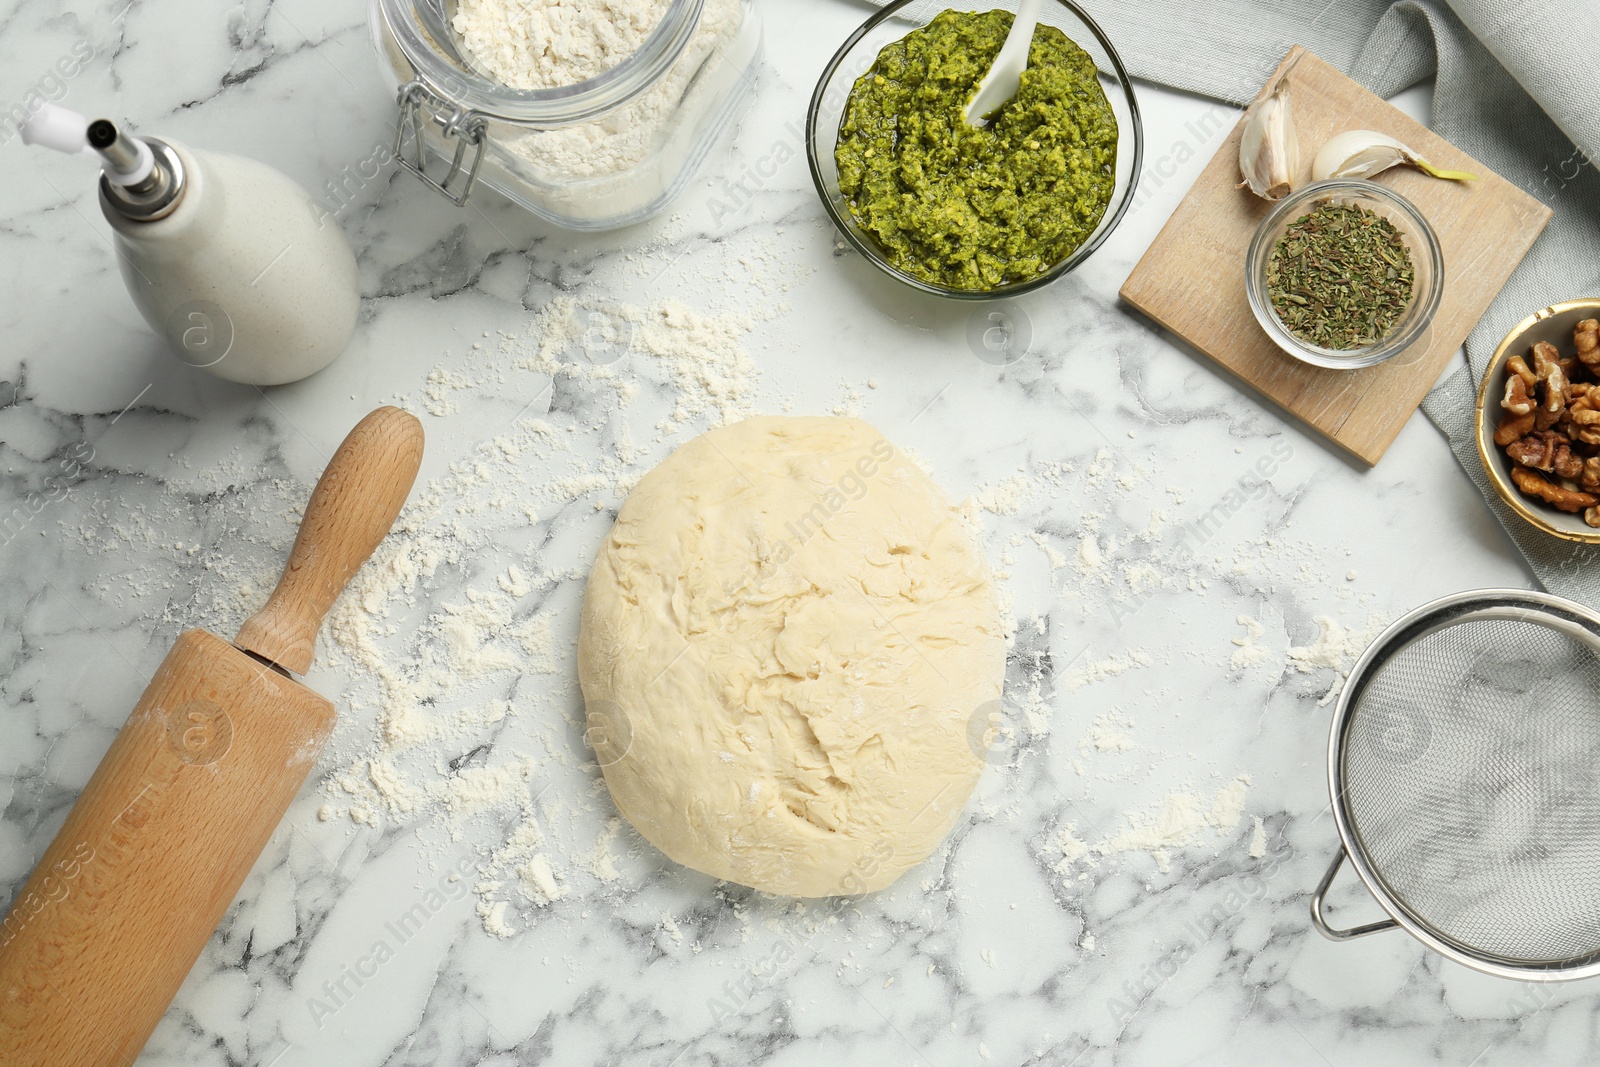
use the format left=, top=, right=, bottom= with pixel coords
left=2, top=0, right=1587, bottom=1064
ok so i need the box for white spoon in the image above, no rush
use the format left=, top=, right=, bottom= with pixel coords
left=964, top=0, right=1045, bottom=126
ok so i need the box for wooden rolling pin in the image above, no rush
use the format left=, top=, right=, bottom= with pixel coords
left=0, top=406, right=424, bottom=1066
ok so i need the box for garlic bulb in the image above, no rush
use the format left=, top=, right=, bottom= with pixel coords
left=1312, top=130, right=1477, bottom=183
left=1237, top=53, right=1302, bottom=201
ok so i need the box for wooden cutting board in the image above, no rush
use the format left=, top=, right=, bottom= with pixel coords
left=1120, top=46, right=1551, bottom=466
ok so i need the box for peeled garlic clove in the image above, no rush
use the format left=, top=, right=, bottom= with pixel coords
left=1312, top=129, right=1477, bottom=183
left=1238, top=53, right=1302, bottom=201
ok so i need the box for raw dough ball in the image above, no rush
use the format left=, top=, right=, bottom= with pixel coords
left=579, top=416, right=1005, bottom=896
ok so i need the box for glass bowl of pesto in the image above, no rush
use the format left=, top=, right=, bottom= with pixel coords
left=1245, top=179, right=1444, bottom=370
left=806, top=0, right=1143, bottom=299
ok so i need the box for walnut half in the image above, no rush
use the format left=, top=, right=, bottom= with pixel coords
left=1511, top=467, right=1598, bottom=513
left=1576, top=319, right=1600, bottom=368
left=1507, top=431, right=1584, bottom=479
left=1496, top=375, right=1537, bottom=445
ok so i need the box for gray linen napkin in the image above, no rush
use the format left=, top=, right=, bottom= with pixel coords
left=862, top=0, right=1600, bottom=594
left=1362, top=2, right=1600, bottom=592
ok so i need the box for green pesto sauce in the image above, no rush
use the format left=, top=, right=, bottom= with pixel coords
left=835, top=8, right=1119, bottom=291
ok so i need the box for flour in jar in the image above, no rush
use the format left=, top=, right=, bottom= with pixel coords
left=453, top=0, right=748, bottom=187
left=453, top=0, right=673, bottom=90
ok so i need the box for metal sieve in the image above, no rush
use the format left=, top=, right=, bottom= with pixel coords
left=1312, top=589, right=1600, bottom=980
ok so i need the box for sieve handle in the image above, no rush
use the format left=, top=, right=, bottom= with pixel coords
left=1310, top=847, right=1399, bottom=941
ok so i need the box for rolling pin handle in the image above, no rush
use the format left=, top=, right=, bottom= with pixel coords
left=234, top=406, right=424, bottom=674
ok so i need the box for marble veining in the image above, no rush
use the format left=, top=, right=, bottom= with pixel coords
left=1, top=0, right=1593, bottom=1064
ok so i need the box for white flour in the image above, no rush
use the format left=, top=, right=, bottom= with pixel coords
left=1229, top=614, right=1270, bottom=670
left=1054, top=823, right=1092, bottom=870
left=516, top=296, right=760, bottom=432
left=1062, top=651, right=1153, bottom=692
left=973, top=474, right=1034, bottom=516
left=452, top=0, right=751, bottom=223
left=1079, top=712, right=1135, bottom=754
left=1027, top=531, right=1068, bottom=571
left=1287, top=615, right=1385, bottom=706
left=1058, top=776, right=1254, bottom=876
left=1076, top=534, right=1103, bottom=573
left=454, top=0, right=672, bottom=90
left=968, top=443, right=1389, bottom=906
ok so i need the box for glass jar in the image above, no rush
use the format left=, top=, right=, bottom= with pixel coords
left=369, top=0, right=762, bottom=230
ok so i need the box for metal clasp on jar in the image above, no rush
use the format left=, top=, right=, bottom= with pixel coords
left=394, top=80, right=488, bottom=207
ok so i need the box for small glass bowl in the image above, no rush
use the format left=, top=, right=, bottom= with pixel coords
left=1245, top=179, right=1443, bottom=370
left=804, top=0, right=1143, bottom=301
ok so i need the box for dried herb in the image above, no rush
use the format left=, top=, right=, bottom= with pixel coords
left=1266, top=202, right=1415, bottom=350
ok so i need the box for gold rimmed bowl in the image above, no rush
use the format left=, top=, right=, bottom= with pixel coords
left=1476, top=298, right=1600, bottom=544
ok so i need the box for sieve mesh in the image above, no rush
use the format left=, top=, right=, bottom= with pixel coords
left=1341, top=614, right=1600, bottom=966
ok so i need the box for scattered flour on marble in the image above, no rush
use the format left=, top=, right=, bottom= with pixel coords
left=516, top=296, right=763, bottom=435
left=423, top=366, right=476, bottom=417
left=1287, top=615, right=1385, bottom=706
left=1054, top=823, right=1093, bottom=874
left=476, top=894, right=516, bottom=939
left=1229, top=614, right=1271, bottom=670
left=581, top=817, right=624, bottom=882
left=1062, top=651, right=1153, bottom=692
left=303, top=292, right=782, bottom=936
left=1056, top=776, right=1254, bottom=876
left=1079, top=712, right=1135, bottom=754
left=519, top=854, right=565, bottom=906
left=713, top=234, right=818, bottom=298
left=1075, top=534, right=1103, bottom=573
left=951, top=440, right=1385, bottom=915
left=1027, top=531, right=1068, bottom=571
left=831, top=378, right=869, bottom=418
left=973, top=473, right=1034, bottom=516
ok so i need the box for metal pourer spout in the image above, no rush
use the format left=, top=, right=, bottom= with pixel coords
left=17, top=104, right=186, bottom=221
left=86, top=118, right=185, bottom=222
left=86, top=120, right=147, bottom=181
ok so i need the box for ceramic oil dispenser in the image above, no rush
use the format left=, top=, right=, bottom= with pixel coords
left=21, top=103, right=359, bottom=386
